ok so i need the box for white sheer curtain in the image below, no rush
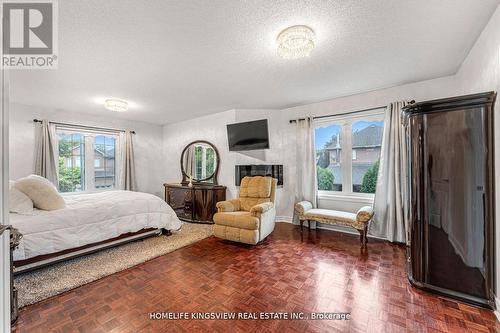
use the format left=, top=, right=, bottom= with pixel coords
left=292, top=117, right=318, bottom=227
left=371, top=101, right=410, bottom=243
left=184, top=145, right=195, bottom=178
left=117, top=130, right=137, bottom=191
left=34, top=120, right=59, bottom=186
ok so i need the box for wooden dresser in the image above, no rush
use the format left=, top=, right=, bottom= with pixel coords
left=164, top=183, right=226, bottom=224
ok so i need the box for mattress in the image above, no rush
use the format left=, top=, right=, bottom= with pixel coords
left=10, top=190, right=182, bottom=261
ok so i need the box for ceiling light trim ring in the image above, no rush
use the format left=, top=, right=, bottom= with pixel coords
left=277, top=25, right=315, bottom=59
left=104, top=98, right=129, bottom=112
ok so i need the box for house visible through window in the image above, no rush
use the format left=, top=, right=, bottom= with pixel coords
left=94, top=135, right=116, bottom=189
left=315, top=108, right=385, bottom=195
left=57, top=128, right=118, bottom=192
left=316, top=123, right=343, bottom=191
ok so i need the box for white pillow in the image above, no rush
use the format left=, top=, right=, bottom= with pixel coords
left=9, top=181, right=34, bottom=214
left=14, top=175, right=66, bottom=211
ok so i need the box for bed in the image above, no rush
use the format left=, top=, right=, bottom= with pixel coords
left=10, top=190, right=182, bottom=273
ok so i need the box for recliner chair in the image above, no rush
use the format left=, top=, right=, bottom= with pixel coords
left=213, top=176, right=277, bottom=245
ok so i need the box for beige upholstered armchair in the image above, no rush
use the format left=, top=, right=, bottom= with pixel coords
left=213, top=176, right=277, bottom=245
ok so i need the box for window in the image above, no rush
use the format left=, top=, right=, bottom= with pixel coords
left=351, top=120, right=383, bottom=193
left=193, top=144, right=216, bottom=180
left=57, top=127, right=118, bottom=192
left=94, top=135, right=116, bottom=189
left=315, top=109, right=385, bottom=195
left=57, top=132, right=85, bottom=192
left=195, top=146, right=203, bottom=179
left=315, top=123, right=342, bottom=191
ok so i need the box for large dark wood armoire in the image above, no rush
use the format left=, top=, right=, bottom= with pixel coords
left=403, top=92, right=496, bottom=309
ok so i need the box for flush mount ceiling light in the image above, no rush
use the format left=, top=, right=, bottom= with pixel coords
left=104, top=98, right=128, bottom=112
left=277, top=25, right=315, bottom=59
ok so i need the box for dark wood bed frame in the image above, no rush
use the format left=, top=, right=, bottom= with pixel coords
left=13, top=228, right=171, bottom=274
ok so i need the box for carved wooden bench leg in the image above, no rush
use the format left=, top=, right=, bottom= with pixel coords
left=299, top=219, right=311, bottom=231
left=359, top=225, right=368, bottom=247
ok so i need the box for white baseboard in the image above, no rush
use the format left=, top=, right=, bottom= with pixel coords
left=276, top=216, right=293, bottom=223
left=275, top=216, right=387, bottom=241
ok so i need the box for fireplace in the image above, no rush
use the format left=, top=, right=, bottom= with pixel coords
left=235, top=165, right=283, bottom=186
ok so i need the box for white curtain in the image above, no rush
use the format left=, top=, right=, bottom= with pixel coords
left=371, top=101, right=410, bottom=243
left=292, top=117, right=317, bottom=226
left=34, top=120, right=59, bottom=186
left=184, top=145, right=195, bottom=179
left=117, top=130, right=137, bottom=191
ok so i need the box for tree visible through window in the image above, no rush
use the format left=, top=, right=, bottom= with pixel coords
left=58, top=133, right=85, bottom=192
left=206, top=147, right=215, bottom=176
left=195, top=146, right=203, bottom=179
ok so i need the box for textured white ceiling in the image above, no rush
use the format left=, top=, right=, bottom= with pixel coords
left=10, top=0, right=500, bottom=124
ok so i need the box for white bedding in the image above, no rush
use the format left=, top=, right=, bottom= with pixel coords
left=10, top=190, right=182, bottom=261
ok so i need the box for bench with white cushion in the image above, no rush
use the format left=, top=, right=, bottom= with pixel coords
left=294, top=201, right=374, bottom=246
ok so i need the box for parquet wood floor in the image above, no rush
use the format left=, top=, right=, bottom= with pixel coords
left=11, top=223, right=500, bottom=332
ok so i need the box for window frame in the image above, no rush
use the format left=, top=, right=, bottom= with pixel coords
left=314, top=107, right=385, bottom=199
left=56, top=126, right=119, bottom=193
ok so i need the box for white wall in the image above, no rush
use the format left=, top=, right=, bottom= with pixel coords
left=162, top=74, right=459, bottom=219
left=7, top=2, right=499, bottom=311
left=161, top=1, right=500, bottom=220
left=161, top=3, right=500, bottom=307
left=281, top=74, right=459, bottom=215
left=162, top=107, right=295, bottom=219
left=451, top=4, right=500, bottom=314
left=9, top=103, right=165, bottom=196
left=232, top=109, right=295, bottom=220
left=163, top=109, right=238, bottom=199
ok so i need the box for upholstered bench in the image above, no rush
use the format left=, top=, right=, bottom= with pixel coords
left=294, top=201, right=374, bottom=246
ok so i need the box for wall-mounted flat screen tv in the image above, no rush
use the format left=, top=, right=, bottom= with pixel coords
left=227, top=119, right=269, bottom=151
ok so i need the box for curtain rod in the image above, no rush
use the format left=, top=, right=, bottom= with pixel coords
left=289, top=101, right=416, bottom=123
left=288, top=105, right=387, bottom=123
left=33, top=119, right=136, bottom=134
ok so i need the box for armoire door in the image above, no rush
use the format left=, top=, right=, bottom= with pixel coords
left=405, top=92, right=496, bottom=308
left=422, top=107, right=488, bottom=299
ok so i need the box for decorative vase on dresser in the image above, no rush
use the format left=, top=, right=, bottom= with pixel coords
left=164, top=140, right=226, bottom=224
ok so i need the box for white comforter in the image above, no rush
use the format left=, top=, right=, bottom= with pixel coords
left=10, top=190, right=182, bottom=261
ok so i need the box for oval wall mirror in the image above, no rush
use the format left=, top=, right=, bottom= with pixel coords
left=180, top=140, right=220, bottom=185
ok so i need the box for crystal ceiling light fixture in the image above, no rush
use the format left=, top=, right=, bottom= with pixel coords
left=277, top=25, right=315, bottom=59
left=104, top=98, right=128, bottom=112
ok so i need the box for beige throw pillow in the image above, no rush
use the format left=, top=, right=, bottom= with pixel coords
left=14, top=175, right=66, bottom=211
left=9, top=180, right=34, bottom=214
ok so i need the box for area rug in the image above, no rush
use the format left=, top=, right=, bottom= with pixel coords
left=15, top=222, right=213, bottom=308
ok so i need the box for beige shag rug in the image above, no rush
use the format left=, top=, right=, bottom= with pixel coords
left=15, top=223, right=213, bottom=308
